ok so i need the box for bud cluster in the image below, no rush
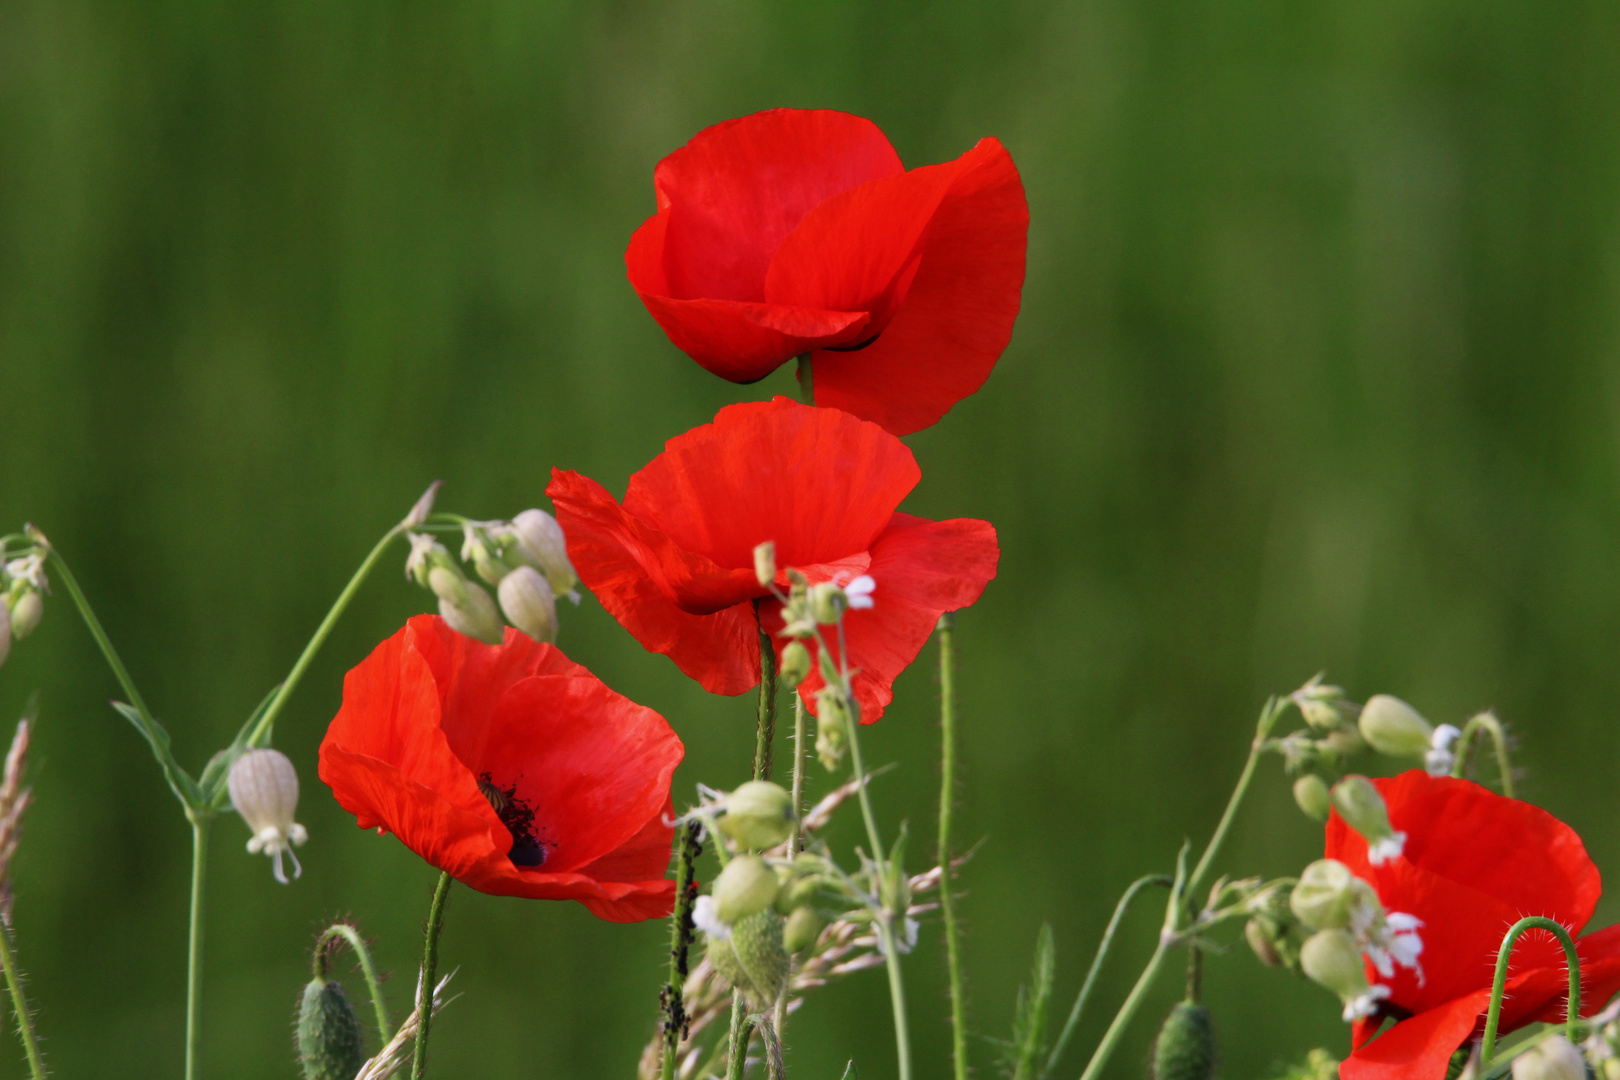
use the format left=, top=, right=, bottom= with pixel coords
left=1277, top=676, right=1364, bottom=822
left=0, top=548, right=48, bottom=669
left=1289, top=858, right=1424, bottom=1024
left=1357, top=694, right=1463, bottom=777
left=403, top=499, right=579, bottom=646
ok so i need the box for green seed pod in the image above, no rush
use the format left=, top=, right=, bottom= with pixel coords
left=783, top=905, right=822, bottom=954
left=1358, top=695, right=1433, bottom=758
left=1151, top=1001, right=1217, bottom=1080
left=295, top=979, right=365, bottom=1080
left=713, top=854, right=779, bottom=923
left=729, top=909, right=789, bottom=1007
left=778, top=641, right=812, bottom=689
left=1293, top=775, right=1331, bottom=822
left=718, top=781, right=795, bottom=851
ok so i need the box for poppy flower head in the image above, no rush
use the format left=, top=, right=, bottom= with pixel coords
left=547, top=397, right=999, bottom=722
left=318, top=615, right=684, bottom=922
left=627, top=108, right=1029, bottom=435
left=1325, top=772, right=1620, bottom=1080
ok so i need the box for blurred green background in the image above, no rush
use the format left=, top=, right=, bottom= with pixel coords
left=3, top=1, right=1620, bottom=1077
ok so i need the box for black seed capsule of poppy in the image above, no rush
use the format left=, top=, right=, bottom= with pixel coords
left=1151, top=1001, right=1217, bottom=1080
left=295, top=978, right=365, bottom=1080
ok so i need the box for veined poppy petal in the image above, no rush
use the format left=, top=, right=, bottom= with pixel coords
left=811, top=137, right=1028, bottom=435
left=788, top=512, right=999, bottom=723
left=632, top=292, right=872, bottom=384
left=573, top=798, right=680, bottom=887
left=625, top=398, right=920, bottom=570
left=1341, top=990, right=1492, bottom=1080
left=653, top=109, right=903, bottom=303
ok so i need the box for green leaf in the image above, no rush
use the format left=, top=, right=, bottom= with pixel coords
left=199, top=682, right=283, bottom=810
left=1005, top=923, right=1056, bottom=1080
left=111, top=701, right=203, bottom=810
left=839, top=1063, right=857, bottom=1080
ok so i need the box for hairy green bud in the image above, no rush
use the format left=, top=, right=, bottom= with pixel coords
left=709, top=909, right=789, bottom=1008
left=1152, top=1001, right=1217, bottom=1080
left=296, top=979, right=365, bottom=1080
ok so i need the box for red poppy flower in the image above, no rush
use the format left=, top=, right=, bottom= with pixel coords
left=626, top=108, right=1029, bottom=436
left=546, top=397, right=998, bottom=723
left=318, top=614, right=684, bottom=922
left=1327, top=771, right=1620, bottom=1080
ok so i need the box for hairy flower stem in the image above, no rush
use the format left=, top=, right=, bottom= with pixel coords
left=1480, top=916, right=1581, bottom=1070
left=411, top=872, right=453, bottom=1080
left=753, top=604, right=779, bottom=781
left=725, top=995, right=753, bottom=1080
left=845, top=710, right=913, bottom=1080
left=246, top=524, right=405, bottom=748
left=662, top=824, right=703, bottom=1080
left=1451, top=712, right=1516, bottom=798
left=185, top=814, right=211, bottom=1080
left=0, top=919, right=48, bottom=1079
left=314, top=923, right=391, bottom=1045
left=935, top=614, right=968, bottom=1080
left=1041, top=875, right=1173, bottom=1080
left=770, top=694, right=810, bottom=1049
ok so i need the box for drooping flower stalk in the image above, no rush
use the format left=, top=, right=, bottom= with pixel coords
left=936, top=613, right=968, bottom=1080
left=314, top=923, right=392, bottom=1046
left=410, top=872, right=453, bottom=1080
left=1479, top=917, right=1581, bottom=1071
left=1450, top=711, right=1515, bottom=798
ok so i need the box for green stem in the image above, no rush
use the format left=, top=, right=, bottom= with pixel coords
left=845, top=713, right=911, bottom=1080
left=1451, top=712, right=1516, bottom=798
left=663, top=824, right=703, bottom=1080
left=771, top=694, right=810, bottom=1048
left=1076, top=938, right=1170, bottom=1080
left=44, top=545, right=158, bottom=729
left=795, top=354, right=814, bottom=404
left=411, top=872, right=453, bottom=1080
left=246, top=525, right=404, bottom=749
left=725, top=994, right=754, bottom=1080
left=185, top=815, right=211, bottom=1080
left=1479, top=916, right=1581, bottom=1070
left=0, top=918, right=49, bottom=1080
left=1184, top=700, right=1278, bottom=907
left=314, top=923, right=391, bottom=1046
left=936, top=614, right=968, bottom=1080
left=752, top=603, right=779, bottom=781
left=1041, top=875, right=1173, bottom=1080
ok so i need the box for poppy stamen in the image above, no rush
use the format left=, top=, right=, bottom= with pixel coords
left=478, top=772, right=547, bottom=868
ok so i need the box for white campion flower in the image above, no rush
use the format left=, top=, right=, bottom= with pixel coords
left=1424, top=724, right=1463, bottom=777
left=228, top=749, right=309, bottom=884
left=693, top=895, right=730, bottom=941
left=1343, top=984, right=1392, bottom=1023
left=844, top=575, right=876, bottom=610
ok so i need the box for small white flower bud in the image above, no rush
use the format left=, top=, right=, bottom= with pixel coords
left=1293, top=775, right=1331, bottom=822
left=1292, top=859, right=1378, bottom=931
left=428, top=567, right=504, bottom=644
left=1513, top=1036, right=1587, bottom=1080
left=497, top=566, right=557, bottom=644
left=1359, top=695, right=1433, bottom=758
left=1425, top=724, right=1462, bottom=777
left=401, top=480, right=442, bottom=529
left=753, top=541, right=776, bottom=589
left=508, top=509, right=579, bottom=603
left=806, top=582, right=846, bottom=625
left=1301, top=929, right=1374, bottom=1010
left=714, top=854, right=779, bottom=924
left=777, top=641, right=811, bottom=689
left=227, top=749, right=309, bottom=884
left=1332, top=776, right=1406, bottom=864
left=718, top=781, right=795, bottom=851
left=7, top=591, right=42, bottom=640
left=404, top=533, right=446, bottom=588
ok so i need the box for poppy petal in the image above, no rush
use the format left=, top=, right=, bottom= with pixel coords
left=624, top=398, right=920, bottom=570
left=788, top=512, right=999, bottom=723
left=652, top=109, right=903, bottom=303
left=1342, top=990, right=1492, bottom=1080
left=811, top=137, right=1029, bottom=435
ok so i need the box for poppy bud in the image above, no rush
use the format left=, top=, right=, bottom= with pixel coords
left=1358, top=695, right=1433, bottom=758
left=1300, top=929, right=1388, bottom=1022
left=461, top=523, right=514, bottom=586
left=753, top=541, right=776, bottom=589
left=427, top=567, right=504, bottom=645
left=295, top=978, right=365, bottom=1080
left=714, top=854, right=779, bottom=924
left=807, top=582, right=848, bottom=625
left=1293, top=775, right=1331, bottom=822
left=718, top=780, right=795, bottom=851
left=814, top=688, right=850, bottom=770
left=507, top=509, right=579, bottom=602
left=1291, top=859, right=1375, bottom=931
left=1512, top=1035, right=1586, bottom=1080
left=1151, top=1001, right=1218, bottom=1080
left=1331, top=776, right=1406, bottom=865
left=496, top=566, right=557, bottom=644
left=778, top=641, right=811, bottom=688
left=783, top=905, right=821, bottom=954
left=228, top=749, right=309, bottom=884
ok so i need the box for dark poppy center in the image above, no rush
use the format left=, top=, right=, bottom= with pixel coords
left=478, top=773, right=547, bottom=868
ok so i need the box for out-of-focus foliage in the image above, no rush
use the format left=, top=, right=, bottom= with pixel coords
left=2, top=1, right=1619, bottom=1077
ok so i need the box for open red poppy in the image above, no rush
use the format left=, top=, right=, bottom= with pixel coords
left=1327, top=771, right=1620, bottom=1080
left=546, top=397, right=999, bottom=723
left=626, top=108, right=1029, bottom=436
left=318, top=615, right=683, bottom=922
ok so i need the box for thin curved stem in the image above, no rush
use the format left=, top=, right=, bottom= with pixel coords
left=410, top=872, right=453, bottom=1080
left=1041, top=875, right=1173, bottom=1080
left=185, top=815, right=211, bottom=1080
left=1451, top=712, right=1516, bottom=799
left=1076, top=937, right=1170, bottom=1080
left=753, top=603, right=779, bottom=781
left=314, top=923, right=391, bottom=1046
left=1185, top=699, right=1281, bottom=906
left=43, top=546, right=157, bottom=731
left=1480, top=916, right=1581, bottom=1070
left=0, top=918, right=48, bottom=1080
left=936, top=613, right=968, bottom=1080
left=246, top=525, right=404, bottom=749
